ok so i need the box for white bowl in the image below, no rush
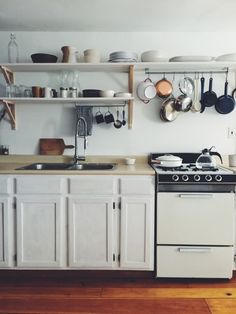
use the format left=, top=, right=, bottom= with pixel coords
left=141, top=50, right=160, bottom=62
left=125, top=158, right=136, bottom=165
left=100, top=90, right=115, bottom=97
left=114, top=92, right=132, bottom=98
left=84, top=55, right=101, bottom=63
left=84, top=49, right=100, bottom=56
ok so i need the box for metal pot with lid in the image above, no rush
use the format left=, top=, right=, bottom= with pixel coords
left=195, top=146, right=223, bottom=169
left=155, top=154, right=183, bottom=168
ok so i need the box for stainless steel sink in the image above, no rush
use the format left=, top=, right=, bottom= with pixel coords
left=16, top=162, right=117, bottom=171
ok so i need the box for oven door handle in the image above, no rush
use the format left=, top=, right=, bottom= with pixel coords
left=178, top=194, right=213, bottom=199
left=178, top=247, right=211, bottom=253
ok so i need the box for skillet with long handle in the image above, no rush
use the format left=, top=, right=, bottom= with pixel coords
left=202, top=77, right=217, bottom=108
left=215, top=81, right=235, bottom=114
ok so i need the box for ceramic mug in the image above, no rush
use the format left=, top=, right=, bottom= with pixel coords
left=32, top=86, right=42, bottom=98
left=229, top=154, right=236, bottom=167
left=104, top=110, right=114, bottom=123
left=43, top=87, right=53, bottom=98
left=95, top=110, right=104, bottom=124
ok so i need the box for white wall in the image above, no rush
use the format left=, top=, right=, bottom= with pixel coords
left=0, top=31, right=236, bottom=156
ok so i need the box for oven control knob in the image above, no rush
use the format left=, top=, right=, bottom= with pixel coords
left=182, top=174, right=189, bottom=182
left=215, top=175, right=222, bottom=182
left=172, top=174, right=179, bottom=182
left=194, top=175, right=201, bottom=182
left=205, top=175, right=212, bottom=182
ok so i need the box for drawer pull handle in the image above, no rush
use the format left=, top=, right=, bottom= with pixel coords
left=179, top=194, right=213, bottom=199
left=178, top=248, right=211, bottom=253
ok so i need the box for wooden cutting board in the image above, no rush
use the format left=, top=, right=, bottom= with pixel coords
left=39, top=138, right=74, bottom=155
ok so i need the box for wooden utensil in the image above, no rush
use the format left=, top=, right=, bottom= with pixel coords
left=39, top=138, right=74, bottom=155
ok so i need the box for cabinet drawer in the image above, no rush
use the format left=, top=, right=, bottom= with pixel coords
left=0, top=176, right=13, bottom=194
left=120, top=176, right=154, bottom=195
left=157, top=192, right=235, bottom=245
left=16, top=176, right=63, bottom=194
left=69, top=176, right=117, bottom=195
left=156, top=246, right=234, bottom=278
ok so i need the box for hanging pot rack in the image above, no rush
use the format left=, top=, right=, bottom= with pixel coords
left=144, top=67, right=229, bottom=76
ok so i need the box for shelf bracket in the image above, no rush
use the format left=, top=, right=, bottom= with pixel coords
left=0, top=100, right=16, bottom=130
left=128, top=65, right=134, bottom=129
left=0, top=65, right=14, bottom=84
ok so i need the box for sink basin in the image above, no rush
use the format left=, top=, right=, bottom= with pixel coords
left=16, top=162, right=117, bottom=171
left=67, top=163, right=116, bottom=170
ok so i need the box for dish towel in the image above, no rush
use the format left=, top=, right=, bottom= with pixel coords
left=76, top=106, right=93, bottom=136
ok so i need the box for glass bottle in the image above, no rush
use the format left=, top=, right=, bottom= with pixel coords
left=8, top=33, right=19, bottom=63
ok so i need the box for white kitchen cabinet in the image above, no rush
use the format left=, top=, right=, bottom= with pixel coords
left=0, top=174, right=155, bottom=271
left=68, top=175, right=154, bottom=270
left=120, top=196, right=154, bottom=270
left=68, top=196, right=114, bottom=268
left=16, top=195, right=64, bottom=268
left=0, top=197, right=14, bottom=267
left=119, top=176, right=155, bottom=270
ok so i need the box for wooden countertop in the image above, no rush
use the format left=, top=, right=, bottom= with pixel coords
left=0, top=155, right=155, bottom=175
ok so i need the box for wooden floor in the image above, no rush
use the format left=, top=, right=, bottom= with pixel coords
left=1, top=270, right=236, bottom=314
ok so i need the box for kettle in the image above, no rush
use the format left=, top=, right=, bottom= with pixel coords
left=196, top=146, right=223, bottom=169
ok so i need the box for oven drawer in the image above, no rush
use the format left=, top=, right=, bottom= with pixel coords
left=156, top=245, right=234, bottom=278
left=157, top=192, right=235, bottom=245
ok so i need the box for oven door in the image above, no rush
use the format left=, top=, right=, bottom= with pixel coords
left=156, top=192, right=235, bottom=245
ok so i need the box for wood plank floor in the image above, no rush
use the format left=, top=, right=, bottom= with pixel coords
left=1, top=270, right=236, bottom=313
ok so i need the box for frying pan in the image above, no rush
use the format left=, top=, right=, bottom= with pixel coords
left=39, top=138, right=74, bottom=155
left=201, top=77, right=217, bottom=108
left=155, top=76, right=173, bottom=99
left=215, top=81, right=235, bottom=114
left=160, top=97, right=179, bottom=122
left=200, top=77, right=205, bottom=113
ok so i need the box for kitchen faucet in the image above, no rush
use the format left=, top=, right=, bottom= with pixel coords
left=74, top=116, right=87, bottom=163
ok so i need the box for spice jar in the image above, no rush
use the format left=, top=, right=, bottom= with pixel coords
left=60, top=87, right=68, bottom=98
left=69, top=87, right=77, bottom=98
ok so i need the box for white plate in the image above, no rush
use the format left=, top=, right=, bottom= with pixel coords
left=109, top=58, right=137, bottom=63
left=215, top=53, right=236, bottom=61
left=141, top=57, right=168, bottom=62
left=169, top=56, right=215, bottom=62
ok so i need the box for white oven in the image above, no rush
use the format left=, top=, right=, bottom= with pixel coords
left=149, top=152, right=236, bottom=279
left=156, top=192, right=235, bottom=278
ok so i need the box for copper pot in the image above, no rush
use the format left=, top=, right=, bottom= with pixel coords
left=155, top=77, right=173, bottom=98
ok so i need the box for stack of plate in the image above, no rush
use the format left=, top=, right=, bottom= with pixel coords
left=109, top=51, right=138, bottom=62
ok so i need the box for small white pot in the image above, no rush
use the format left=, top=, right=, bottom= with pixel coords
left=137, top=78, right=156, bottom=103
left=155, top=154, right=182, bottom=168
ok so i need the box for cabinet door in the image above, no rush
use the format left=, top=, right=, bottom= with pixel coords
left=0, top=197, right=13, bottom=268
left=120, top=196, right=154, bottom=270
left=68, top=197, right=113, bottom=268
left=16, top=196, right=63, bottom=268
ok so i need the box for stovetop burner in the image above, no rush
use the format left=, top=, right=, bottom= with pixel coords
left=155, top=163, right=220, bottom=172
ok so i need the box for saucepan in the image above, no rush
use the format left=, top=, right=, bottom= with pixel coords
left=160, top=97, right=179, bottom=122
left=155, top=75, right=173, bottom=99
left=154, top=154, right=183, bottom=168
left=137, top=78, right=157, bottom=103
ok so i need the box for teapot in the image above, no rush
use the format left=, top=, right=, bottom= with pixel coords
left=196, top=146, right=223, bottom=169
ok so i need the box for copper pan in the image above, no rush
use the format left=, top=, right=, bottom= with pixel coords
left=155, top=76, right=173, bottom=98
